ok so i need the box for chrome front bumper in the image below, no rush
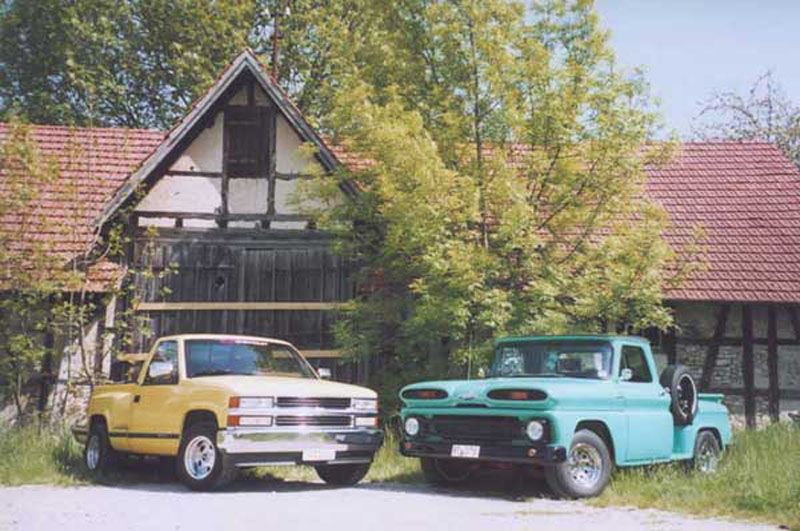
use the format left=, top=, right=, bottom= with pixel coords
left=217, top=427, right=384, bottom=467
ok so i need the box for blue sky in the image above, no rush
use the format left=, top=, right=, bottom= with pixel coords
left=595, top=0, right=800, bottom=137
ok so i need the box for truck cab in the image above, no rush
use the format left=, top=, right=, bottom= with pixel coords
left=399, top=335, right=731, bottom=498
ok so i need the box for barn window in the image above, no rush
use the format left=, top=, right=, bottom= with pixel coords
left=224, top=106, right=270, bottom=178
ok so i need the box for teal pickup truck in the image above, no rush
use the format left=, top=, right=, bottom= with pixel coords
left=399, top=335, right=731, bottom=498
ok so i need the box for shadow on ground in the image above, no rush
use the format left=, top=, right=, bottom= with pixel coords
left=68, top=454, right=553, bottom=502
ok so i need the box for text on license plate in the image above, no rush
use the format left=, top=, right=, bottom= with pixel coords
left=450, top=444, right=480, bottom=458
left=302, top=449, right=336, bottom=462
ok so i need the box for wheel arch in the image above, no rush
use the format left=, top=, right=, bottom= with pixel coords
left=182, top=409, right=220, bottom=434
left=697, top=426, right=722, bottom=449
left=574, top=419, right=617, bottom=464
left=88, top=414, right=108, bottom=430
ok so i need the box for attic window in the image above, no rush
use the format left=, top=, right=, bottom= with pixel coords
left=224, top=106, right=271, bottom=178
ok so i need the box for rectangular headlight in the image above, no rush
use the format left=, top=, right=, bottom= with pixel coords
left=230, top=396, right=274, bottom=409
left=351, top=398, right=378, bottom=412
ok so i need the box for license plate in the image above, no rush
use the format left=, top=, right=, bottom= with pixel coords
left=302, top=449, right=336, bottom=462
left=450, top=444, right=480, bottom=459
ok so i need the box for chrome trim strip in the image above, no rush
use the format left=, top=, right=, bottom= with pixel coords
left=229, top=406, right=376, bottom=416
left=217, top=427, right=382, bottom=454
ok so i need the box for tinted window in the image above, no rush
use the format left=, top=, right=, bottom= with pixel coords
left=144, top=340, right=178, bottom=385
left=185, top=339, right=315, bottom=379
left=492, top=341, right=613, bottom=380
left=620, top=346, right=652, bottom=383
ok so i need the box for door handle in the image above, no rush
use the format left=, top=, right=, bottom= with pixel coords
left=133, top=395, right=141, bottom=404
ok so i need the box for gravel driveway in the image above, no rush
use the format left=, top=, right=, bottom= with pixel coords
left=0, top=480, right=779, bottom=531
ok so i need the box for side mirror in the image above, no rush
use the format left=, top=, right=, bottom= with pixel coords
left=317, top=367, right=332, bottom=380
left=148, top=360, right=174, bottom=380
left=620, top=368, right=633, bottom=382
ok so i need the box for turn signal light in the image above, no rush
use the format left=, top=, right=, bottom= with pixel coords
left=487, top=389, right=548, bottom=401
left=401, top=388, right=447, bottom=400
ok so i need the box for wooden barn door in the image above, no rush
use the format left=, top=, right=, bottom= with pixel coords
left=131, top=239, right=356, bottom=377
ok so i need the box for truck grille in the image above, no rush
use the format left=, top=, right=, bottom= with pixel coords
left=275, top=415, right=352, bottom=427
left=427, top=415, right=522, bottom=441
left=276, top=397, right=351, bottom=409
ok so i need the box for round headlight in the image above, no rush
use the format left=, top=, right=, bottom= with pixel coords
left=404, top=417, right=420, bottom=437
left=526, top=420, right=544, bottom=441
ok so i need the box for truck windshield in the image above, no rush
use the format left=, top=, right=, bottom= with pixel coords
left=185, top=339, right=316, bottom=379
left=491, top=340, right=613, bottom=380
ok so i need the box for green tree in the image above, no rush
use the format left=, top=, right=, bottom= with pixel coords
left=0, top=0, right=256, bottom=128
left=300, top=0, right=679, bottom=405
left=694, top=71, right=800, bottom=168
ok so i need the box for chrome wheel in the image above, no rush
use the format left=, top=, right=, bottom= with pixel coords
left=696, top=437, right=719, bottom=473
left=86, top=434, right=100, bottom=470
left=568, top=443, right=603, bottom=488
left=184, top=435, right=216, bottom=480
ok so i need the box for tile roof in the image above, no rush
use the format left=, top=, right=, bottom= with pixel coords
left=645, top=141, right=800, bottom=303
left=0, top=123, right=164, bottom=291
left=1, top=123, right=799, bottom=303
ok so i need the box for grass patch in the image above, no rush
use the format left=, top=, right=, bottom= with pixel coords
left=0, top=424, right=86, bottom=486
left=593, top=423, right=800, bottom=530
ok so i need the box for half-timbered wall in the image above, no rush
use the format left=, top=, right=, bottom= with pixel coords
left=651, top=302, right=800, bottom=426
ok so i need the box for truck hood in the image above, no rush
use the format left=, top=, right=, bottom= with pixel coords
left=185, top=375, right=377, bottom=399
left=401, top=377, right=615, bottom=410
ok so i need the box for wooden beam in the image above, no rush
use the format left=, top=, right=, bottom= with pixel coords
left=742, top=304, right=756, bottom=429
left=700, top=303, right=729, bottom=391
left=220, top=108, right=230, bottom=229
left=266, top=106, right=278, bottom=222
left=166, top=170, right=224, bottom=178
left=663, top=327, right=677, bottom=365
left=135, top=301, right=345, bottom=312
left=136, top=210, right=307, bottom=223
left=709, top=387, right=800, bottom=400
left=789, top=306, right=800, bottom=341
left=300, top=350, right=343, bottom=359
left=275, top=172, right=313, bottom=180
left=767, top=305, right=780, bottom=422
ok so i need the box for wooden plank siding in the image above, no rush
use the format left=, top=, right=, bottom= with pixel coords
left=130, top=234, right=355, bottom=356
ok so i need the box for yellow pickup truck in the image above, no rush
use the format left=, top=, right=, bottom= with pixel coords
left=73, top=334, right=383, bottom=490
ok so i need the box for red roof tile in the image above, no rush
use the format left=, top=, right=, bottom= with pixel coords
left=646, top=141, right=800, bottom=303
left=0, top=123, right=164, bottom=290
left=2, top=123, right=799, bottom=303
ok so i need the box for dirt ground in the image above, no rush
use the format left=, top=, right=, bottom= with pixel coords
left=0, top=480, right=780, bottom=531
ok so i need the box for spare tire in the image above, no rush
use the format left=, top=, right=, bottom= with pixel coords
left=660, top=364, right=698, bottom=426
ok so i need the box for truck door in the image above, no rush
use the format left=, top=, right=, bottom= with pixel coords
left=128, top=340, right=184, bottom=455
left=617, top=345, right=673, bottom=462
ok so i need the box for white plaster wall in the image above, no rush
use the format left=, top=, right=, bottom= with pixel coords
left=169, top=115, right=223, bottom=173
left=229, top=179, right=269, bottom=214
left=135, top=83, right=330, bottom=224
left=136, top=176, right=222, bottom=213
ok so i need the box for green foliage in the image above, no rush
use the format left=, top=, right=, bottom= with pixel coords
left=0, top=0, right=257, bottom=128
left=299, top=0, right=681, bottom=406
left=0, top=424, right=84, bottom=486
left=595, top=424, right=800, bottom=529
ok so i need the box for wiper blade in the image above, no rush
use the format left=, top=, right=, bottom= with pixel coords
left=191, top=369, right=234, bottom=377
left=507, top=373, right=564, bottom=378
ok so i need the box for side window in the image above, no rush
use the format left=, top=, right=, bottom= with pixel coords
left=620, top=346, right=652, bottom=383
left=144, top=341, right=179, bottom=385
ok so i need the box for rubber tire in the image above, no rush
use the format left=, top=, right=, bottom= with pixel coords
left=688, top=430, right=721, bottom=473
left=315, top=463, right=371, bottom=486
left=544, top=429, right=613, bottom=499
left=420, top=458, right=475, bottom=486
left=84, top=420, right=117, bottom=477
left=660, top=364, right=698, bottom=426
left=176, top=422, right=236, bottom=491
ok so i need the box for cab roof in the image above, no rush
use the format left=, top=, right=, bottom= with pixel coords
left=153, top=334, right=293, bottom=347
left=495, top=335, right=649, bottom=345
